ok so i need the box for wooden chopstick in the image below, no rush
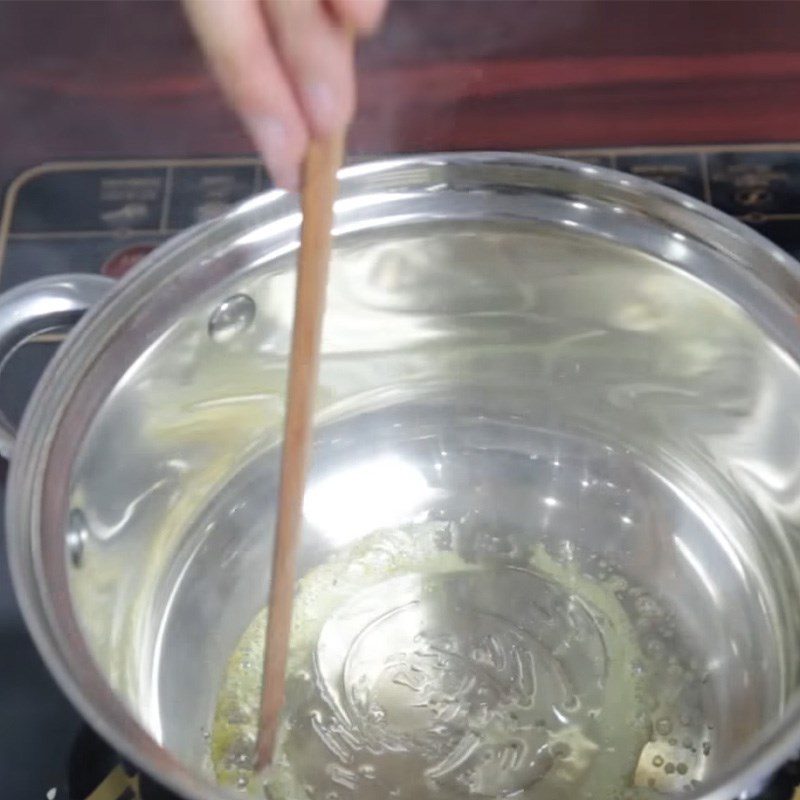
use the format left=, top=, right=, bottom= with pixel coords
left=253, top=133, right=345, bottom=772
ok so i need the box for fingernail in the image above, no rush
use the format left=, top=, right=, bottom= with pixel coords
left=245, top=115, right=299, bottom=191
left=304, top=81, right=339, bottom=135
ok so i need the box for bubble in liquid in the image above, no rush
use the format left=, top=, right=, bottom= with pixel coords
left=665, top=763, right=676, bottom=775
left=551, top=742, right=571, bottom=759
left=236, top=777, right=248, bottom=789
left=655, top=718, right=673, bottom=736
left=645, top=638, right=666, bottom=659
left=557, top=540, right=577, bottom=563
left=677, top=763, right=688, bottom=775
left=563, top=695, right=580, bottom=711
left=635, top=595, right=660, bottom=618
left=652, top=755, right=664, bottom=768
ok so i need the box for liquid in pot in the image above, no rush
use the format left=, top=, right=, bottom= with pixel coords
left=210, top=524, right=714, bottom=800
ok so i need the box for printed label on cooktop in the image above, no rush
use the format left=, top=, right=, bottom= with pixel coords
left=615, top=153, right=706, bottom=200
left=167, top=165, right=261, bottom=229
left=11, top=168, right=168, bottom=233
left=706, top=151, right=800, bottom=220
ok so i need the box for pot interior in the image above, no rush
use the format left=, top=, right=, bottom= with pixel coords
left=28, top=156, right=800, bottom=800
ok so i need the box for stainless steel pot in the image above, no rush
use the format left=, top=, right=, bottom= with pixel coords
left=5, top=153, right=800, bottom=800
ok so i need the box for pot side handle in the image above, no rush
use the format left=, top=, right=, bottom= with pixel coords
left=0, top=273, right=115, bottom=459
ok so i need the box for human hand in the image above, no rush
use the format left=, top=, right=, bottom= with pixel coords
left=182, top=0, right=387, bottom=190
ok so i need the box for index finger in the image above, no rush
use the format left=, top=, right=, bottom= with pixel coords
left=182, top=0, right=309, bottom=190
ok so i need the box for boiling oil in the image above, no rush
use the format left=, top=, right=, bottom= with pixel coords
left=210, top=524, right=714, bottom=800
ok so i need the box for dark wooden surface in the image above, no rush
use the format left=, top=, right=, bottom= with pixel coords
left=3, top=0, right=800, bottom=184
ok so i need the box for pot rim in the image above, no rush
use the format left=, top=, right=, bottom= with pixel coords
left=7, top=151, right=800, bottom=800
